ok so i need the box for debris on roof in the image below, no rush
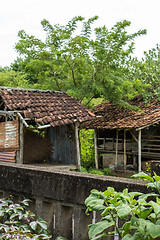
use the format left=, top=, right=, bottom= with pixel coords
left=83, top=98, right=160, bottom=130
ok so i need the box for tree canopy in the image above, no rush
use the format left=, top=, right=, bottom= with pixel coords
left=1, top=16, right=160, bottom=107
left=7, top=16, right=150, bottom=107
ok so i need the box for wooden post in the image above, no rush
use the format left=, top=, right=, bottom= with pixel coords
left=138, top=129, right=142, bottom=172
left=124, top=129, right=127, bottom=170
left=94, top=129, right=98, bottom=169
left=75, top=122, right=81, bottom=171
left=115, top=130, right=118, bottom=166
left=16, top=120, right=24, bottom=164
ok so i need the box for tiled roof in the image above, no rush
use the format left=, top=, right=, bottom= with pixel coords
left=0, top=87, right=95, bottom=127
left=83, top=98, right=160, bottom=130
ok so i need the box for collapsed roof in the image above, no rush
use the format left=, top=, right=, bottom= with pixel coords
left=0, top=87, right=95, bottom=127
left=84, top=98, right=160, bottom=130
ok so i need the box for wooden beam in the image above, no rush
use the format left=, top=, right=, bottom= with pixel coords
left=94, top=129, right=98, bottom=169
left=75, top=121, right=81, bottom=171
left=136, top=119, right=160, bottom=131
left=17, top=113, right=29, bottom=128
left=16, top=120, right=24, bottom=164
left=124, top=129, right=127, bottom=170
left=38, top=124, right=51, bottom=129
left=130, top=130, right=138, bottom=143
left=0, top=111, right=14, bottom=116
left=115, top=130, right=118, bottom=165
left=138, top=129, right=142, bottom=172
left=0, top=110, right=23, bottom=116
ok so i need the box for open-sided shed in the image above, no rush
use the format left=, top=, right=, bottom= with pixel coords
left=84, top=97, right=160, bottom=171
left=0, top=86, right=94, bottom=169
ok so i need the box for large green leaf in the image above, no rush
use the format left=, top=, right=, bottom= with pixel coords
left=156, top=180, right=160, bottom=193
left=90, top=190, right=104, bottom=198
left=149, top=201, right=160, bottom=215
left=91, top=204, right=106, bottom=211
left=130, top=216, right=139, bottom=226
left=139, top=208, right=152, bottom=219
left=104, top=187, right=116, bottom=197
left=132, top=172, right=154, bottom=182
left=122, top=221, right=131, bottom=234
left=153, top=172, right=160, bottom=181
left=132, top=231, right=147, bottom=240
left=88, top=220, right=114, bottom=238
left=148, top=213, right=156, bottom=221
left=146, top=222, right=160, bottom=238
left=128, top=192, right=143, bottom=198
left=147, top=182, right=157, bottom=190
left=116, top=204, right=132, bottom=219
left=91, top=232, right=107, bottom=240
left=30, top=221, right=38, bottom=231
left=139, top=193, right=158, bottom=201
left=101, top=205, right=116, bottom=216
left=122, top=234, right=133, bottom=240
left=38, top=220, right=48, bottom=230
left=85, top=195, right=104, bottom=207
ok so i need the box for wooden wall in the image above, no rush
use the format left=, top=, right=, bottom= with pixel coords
left=47, top=124, right=77, bottom=165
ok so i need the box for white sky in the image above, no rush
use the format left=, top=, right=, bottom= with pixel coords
left=1, top=0, right=160, bottom=67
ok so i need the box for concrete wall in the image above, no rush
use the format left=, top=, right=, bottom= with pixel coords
left=0, top=162, right=149, bottom=240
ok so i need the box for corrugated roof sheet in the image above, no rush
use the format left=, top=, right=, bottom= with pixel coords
left=83, top=98, right=160, bottom=130
left=0, top=120, right=19, bottom=150
left=0, top=151, right=16, bottom=163
left=0, top=87, right=95, bottom=127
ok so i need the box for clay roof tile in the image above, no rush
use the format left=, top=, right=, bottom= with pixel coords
left=0, top=87, right=94, bottom=127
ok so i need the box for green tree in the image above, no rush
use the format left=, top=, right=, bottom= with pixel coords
left=129, top=44, right=160, bottom=102
left=12, top=17, right=147, bottom=106
left=0, top=69, right=28, bottom=88
left=90, top=20, right=147, bottom=104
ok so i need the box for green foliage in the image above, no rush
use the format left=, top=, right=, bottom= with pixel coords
left=0, top=69, right=29, bottom=88
left=132, top=171, right=160, bottom=194
left=85, top=172, right=160, bottom=239
left=0, top=198, right=51, bottom=239
left=87, top=169, right=105, bottom=175
left=28, top=125, right=45, bottom=138
left=79, top=129, right=95, bottom=169
left=126, top=44, right=160, bottom=103
left=81, top=167, right=113, bottom=176
left=79, top=129, right=114, bottom=172
left=11, top=16, right=148, bottom=106
left=90, top=20, right=147, bottom=104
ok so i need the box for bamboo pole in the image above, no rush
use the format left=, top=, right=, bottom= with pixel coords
left=17, top=112, right=29, bottom=128
left=138, top=129, right=142, bottom=172
left=75, top=121, right=81, bottom=171
left=17, top=120, right=24, bottom=164
left=94, top=129, right=98, bottom=169
left=124, top=129, right=127, bottom=170
left=115, top=130, right=118, bottom=166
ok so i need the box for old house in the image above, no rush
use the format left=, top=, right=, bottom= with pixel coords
left=0, top=86, right=94, bottom=168
left=84, top=98, right=160, bottom=172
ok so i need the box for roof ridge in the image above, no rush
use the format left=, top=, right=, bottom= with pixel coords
left=0, top=86, right=65, bottom=94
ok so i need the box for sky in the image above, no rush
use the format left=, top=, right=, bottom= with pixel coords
left=1, top=0, right=160, bottom=67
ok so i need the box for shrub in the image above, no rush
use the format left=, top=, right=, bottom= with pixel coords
left=85, top=172, right=160, bottom=239
left=79, top=129, right=95, bottom=169
left=0, top=198, right=51, bottom=239
left=80, top=167, right=113, bottom=176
